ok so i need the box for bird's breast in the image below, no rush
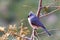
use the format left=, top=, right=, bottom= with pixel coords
left=28, top=18, right=31, bottom=25
left=28, top=18, right=39, bottom=29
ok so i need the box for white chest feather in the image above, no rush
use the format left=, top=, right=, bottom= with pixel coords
left=28, top=18, right=38, bottom=29
left=28, top=18, right=32, bottom=26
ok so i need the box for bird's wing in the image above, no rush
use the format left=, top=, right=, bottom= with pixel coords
left=31, top=16, right=44, bottom=27
left=31, top=16, right=51, bottom=36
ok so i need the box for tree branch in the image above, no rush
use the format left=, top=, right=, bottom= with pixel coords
left=38, top=29, right=59, bottom=35
left=42, top=6, right=60, bottom=8
left=40, top=8, right=60, bottom=18
left=31, top=29, right=35, bottom=40
left=36, top=0, right=60, bottom=18
left=37, top=0, right=42, bottom=18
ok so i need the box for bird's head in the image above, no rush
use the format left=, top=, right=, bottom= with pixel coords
left=28, top=11, right=35, bottom=18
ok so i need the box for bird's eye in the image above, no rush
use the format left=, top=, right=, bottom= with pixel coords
left=28, top=15, right=29, bottom=17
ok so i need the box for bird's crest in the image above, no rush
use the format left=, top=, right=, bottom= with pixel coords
left=29, top=11, right=34, bottom=15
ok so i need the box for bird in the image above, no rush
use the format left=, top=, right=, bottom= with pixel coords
left=28, top=11, right=51, bottom=36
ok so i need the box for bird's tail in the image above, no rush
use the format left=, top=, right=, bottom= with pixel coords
left=42, top=27, right=51, bottom=36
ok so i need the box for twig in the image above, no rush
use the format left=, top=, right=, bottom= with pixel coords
left=31, top=29, right=41, bottom=40
left=42, top=6, right=60, bottom=8
left=37, top=0, right=42, bottom=18
left=38, top=29, right=59, bottom=35
left=42, top=1, right=56, bottom=8
left=40, top=8, right=60, bottom=18
left=34, top=31, right=41, bottom=40
left=31, top=29, right=35, bottom=40
left=36, top=0, right=60, bottom=18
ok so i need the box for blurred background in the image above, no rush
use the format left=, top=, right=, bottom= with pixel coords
left=0, top=0, right=60, bottom=40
